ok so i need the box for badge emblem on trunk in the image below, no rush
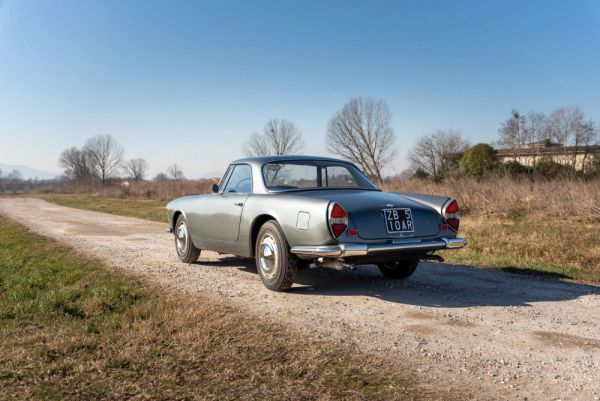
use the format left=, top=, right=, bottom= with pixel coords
left=386, top=204, right=394, bottom=207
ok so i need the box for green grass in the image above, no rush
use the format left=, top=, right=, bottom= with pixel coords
left=38, top=194, right=167, bottom=222
left=0, top=215, right=450, bottom=400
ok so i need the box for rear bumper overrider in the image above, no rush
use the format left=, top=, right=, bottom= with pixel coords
left=290, top=237, right=467, bottom=258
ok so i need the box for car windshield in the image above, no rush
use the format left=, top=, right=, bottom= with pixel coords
left=262, top=161, right=377, bottom=191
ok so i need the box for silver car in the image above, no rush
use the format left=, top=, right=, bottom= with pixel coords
left=166, top=156, right=466, bottom=291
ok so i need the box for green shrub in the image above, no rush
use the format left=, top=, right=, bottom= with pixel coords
left=439, top=153, right=462, bottom=179
left=412, top=168, right=430, bottom=179
left=502, top=160, right=531, bottom=179
left=533, top=158, right=575, bottom=179
left=459, top=144, right=496, bottom=179
left=584, top=154, right=600, bottom=178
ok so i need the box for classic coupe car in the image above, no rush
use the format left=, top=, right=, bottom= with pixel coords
left=166, top=156, right=466, bottom=291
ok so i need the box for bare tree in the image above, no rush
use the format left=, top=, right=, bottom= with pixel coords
left=245, top=119, right=304, bottom=156
left=58, top=147, right=93, bottom=180
left=524, top=112, right=551, bottom=143
left=548, top=107, right=597, bottom=167
left=549, top=107, right=583, bottom=149
left=498, top=110, right=527, bottom=159
left=409, top=129, right=470, bottom=178
left=166, top=164, right=185, bottom=181
left=83, top=135, right=124, bottom=185
left=326, top=97, right=396, bottom=184
left=123, top=158, right=149, bottom=182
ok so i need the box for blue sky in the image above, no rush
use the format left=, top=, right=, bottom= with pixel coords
left=1, top=0, right=599, bottom=178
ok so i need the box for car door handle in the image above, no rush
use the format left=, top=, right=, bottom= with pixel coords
left=234, top=202, right=244, bottom=207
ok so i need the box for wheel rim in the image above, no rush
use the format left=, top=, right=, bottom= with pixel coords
left=176, top=222, right=188, bottom=254
left=259, top=234, right=279, bottom=279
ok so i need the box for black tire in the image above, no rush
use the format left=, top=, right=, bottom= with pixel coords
left=377, top=260, right=418, bottom=279
left=255, top=220, right=298, bottom=291
left=174, top=215, right=201, bottom=263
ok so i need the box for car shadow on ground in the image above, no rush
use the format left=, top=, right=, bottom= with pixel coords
left=198, top=256, right=255, bottom=269
left=204, top=256, right=600, bottom=308
left=293, top=263, right=600, bottom=308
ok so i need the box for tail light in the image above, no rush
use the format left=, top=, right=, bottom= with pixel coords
left=443, top=199, right=460, bottom=232
left=328, top=202, right=348, bottom=238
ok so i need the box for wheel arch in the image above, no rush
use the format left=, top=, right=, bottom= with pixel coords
left=249, top=214, right=277, bottom=257
left=171, top=210, right=185, bottom=231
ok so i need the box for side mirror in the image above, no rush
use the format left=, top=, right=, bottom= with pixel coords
left=212, top=183, right=219, bottom=193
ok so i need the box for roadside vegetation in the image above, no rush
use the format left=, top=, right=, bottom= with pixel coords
left=0, top=215, right=450, bottom=401
left=30, top=176, right=600, bottom=284
left=38, top=194, right=167, bottom=222
left=390, top=177, right=600, bottom=282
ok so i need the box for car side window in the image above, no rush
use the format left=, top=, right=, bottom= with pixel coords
left=222, top=164, right=252, bottom=193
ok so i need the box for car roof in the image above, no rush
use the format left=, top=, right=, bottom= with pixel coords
left=232, top=155, right=348, bottom=166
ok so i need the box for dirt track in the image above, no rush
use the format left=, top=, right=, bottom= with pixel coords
left=1, top=198, right=599, bottom=401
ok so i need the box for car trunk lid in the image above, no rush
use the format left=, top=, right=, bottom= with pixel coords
left=298, top=190, right=441, bottom=239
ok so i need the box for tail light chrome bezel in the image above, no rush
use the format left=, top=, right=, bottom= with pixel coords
left=328, top=202, right=348, bottom=238
left=442, top=199, right=460, bottom=232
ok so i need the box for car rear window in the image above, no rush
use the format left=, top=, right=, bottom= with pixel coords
left=324, top=166, right=359, bottom=187
left=262, top=161, right=375, bottom=191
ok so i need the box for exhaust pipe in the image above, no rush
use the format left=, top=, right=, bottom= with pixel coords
left=311, top=257, right=356, bottom=270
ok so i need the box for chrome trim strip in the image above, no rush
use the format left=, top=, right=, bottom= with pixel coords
left=290, top=237, right=467, bottom=257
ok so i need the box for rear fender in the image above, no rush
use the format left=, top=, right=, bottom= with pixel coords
left=392, top=192, right=450, bottom=215
left=240, top=195, right=334, bottom=257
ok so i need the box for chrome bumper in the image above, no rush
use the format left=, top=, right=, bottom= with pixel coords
left=290, top=237, right=467, bottom=258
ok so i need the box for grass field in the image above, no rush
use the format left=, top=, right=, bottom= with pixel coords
left=39, top=194, right=168, bottom=222
left=0, top=215, right=448, bottom=400
left=440, top=214, right=600, bottom=282
left=31, top=193, right=600, bottom=283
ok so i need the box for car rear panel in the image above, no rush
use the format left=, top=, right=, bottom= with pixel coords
left=294, top=190, right=442, bottom=240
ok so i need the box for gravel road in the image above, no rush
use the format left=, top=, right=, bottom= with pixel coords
left=1, top=198, right=599, bottom=401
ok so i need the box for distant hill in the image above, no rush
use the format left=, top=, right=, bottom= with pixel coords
left=0, top=162, right=59, bottom=180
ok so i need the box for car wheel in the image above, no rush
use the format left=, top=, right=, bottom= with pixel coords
left=175, top=215, right=201, bottom=263
left=377, top=260, right=418, bottom=279
left=255, top=221, right=298, bottom=291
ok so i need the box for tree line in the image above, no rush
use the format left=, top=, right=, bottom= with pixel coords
left=245, top=100, right=599, bottom=183
left=55, top=97, right=399, bottom=186
left=407, top=106, right=599, bottom=181
left=59, top=135, right=187, bottom=184
left=497, top=107, right=598, bottom=166
left=0, top=169, right=55, bottom=193
left=54, top=99, right=599, bottom=187
left=245, top=97, right=396, bottom=184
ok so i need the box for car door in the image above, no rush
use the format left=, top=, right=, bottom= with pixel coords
left=192, top=164, right=252, bottom=243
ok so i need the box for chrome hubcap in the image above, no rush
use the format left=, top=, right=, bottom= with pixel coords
left=176, top=222, right=188, bottom=254
left=259, top=234, right=278, bottom=279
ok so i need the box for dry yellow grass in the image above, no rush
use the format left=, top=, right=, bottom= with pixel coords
left=385, top=177, right=600, bottom=282
left=385, top=177, right=600, bottom=219
left=34, top=179, right=218, bottom=202
left=441, top=213, right=600, bottom=281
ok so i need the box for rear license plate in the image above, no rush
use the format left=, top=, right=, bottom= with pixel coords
left=383, top=208, right=414, bottom=233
